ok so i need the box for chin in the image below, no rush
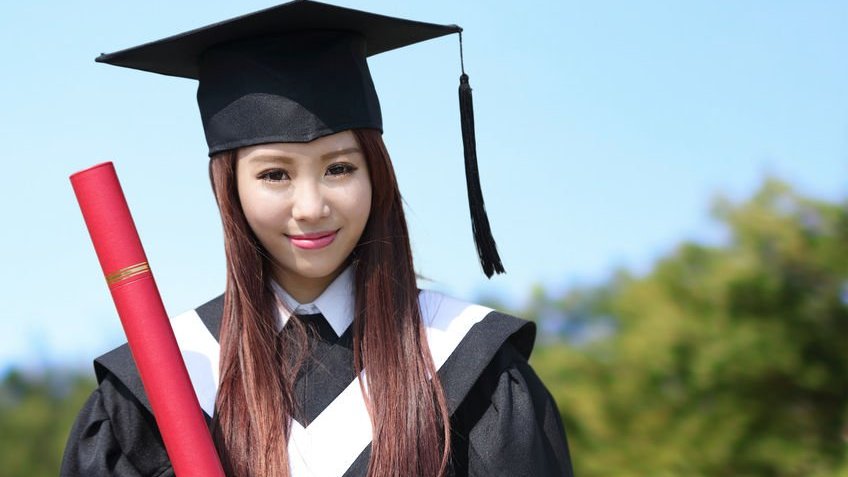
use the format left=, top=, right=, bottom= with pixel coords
left=281, top=256, right=347, bottom=281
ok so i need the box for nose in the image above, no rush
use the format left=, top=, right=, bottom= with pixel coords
left=291, top=180, right=330, bottom=222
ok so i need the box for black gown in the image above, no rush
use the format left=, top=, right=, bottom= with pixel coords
left=60, top=292, right=574, bottom=477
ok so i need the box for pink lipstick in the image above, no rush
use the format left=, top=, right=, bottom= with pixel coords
left=288, top=230, right=337, bottom=250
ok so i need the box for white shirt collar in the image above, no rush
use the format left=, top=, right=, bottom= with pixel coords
left=270, top=266, right=355, bottom=337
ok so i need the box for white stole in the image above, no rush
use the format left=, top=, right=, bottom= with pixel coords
left=170, top=290, right=492, bottom=477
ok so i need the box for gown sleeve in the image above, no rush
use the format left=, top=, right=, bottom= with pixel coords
left=60, top=373, right=174, bottom=477
left=454, top=343, right=575, bottom=477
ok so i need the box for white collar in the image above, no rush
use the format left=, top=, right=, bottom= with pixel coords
left=270, top=266, right=355, bottom=337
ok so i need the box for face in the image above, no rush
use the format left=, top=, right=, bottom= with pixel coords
left=236, top=130, right=372, bottom=301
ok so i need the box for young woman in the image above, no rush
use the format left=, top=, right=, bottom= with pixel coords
left=61, top=2, right=574, bottom=476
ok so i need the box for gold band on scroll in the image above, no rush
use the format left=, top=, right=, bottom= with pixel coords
left=105, top=262, right=151, bottom=285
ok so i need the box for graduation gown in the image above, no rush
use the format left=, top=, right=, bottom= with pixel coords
left=60, top=288, right=574, bottom=477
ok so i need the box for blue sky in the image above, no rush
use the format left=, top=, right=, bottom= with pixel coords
left=0, top=0, right=845, bottom=374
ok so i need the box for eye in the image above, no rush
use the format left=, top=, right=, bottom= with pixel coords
left=258, top=169, right=289, bottom=182
left=326, top=162, right=357, bottom=177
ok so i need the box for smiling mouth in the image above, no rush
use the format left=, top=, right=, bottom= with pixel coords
left=287, top=230, right=338, bottom=250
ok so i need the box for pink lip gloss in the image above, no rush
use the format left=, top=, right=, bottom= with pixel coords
left=288, top=231, right=337, bottom=250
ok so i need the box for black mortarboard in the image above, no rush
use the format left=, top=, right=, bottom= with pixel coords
left=96, top=0, right=504, bottom=277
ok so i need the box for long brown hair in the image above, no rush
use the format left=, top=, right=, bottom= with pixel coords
left=208, top=128, right=451, bottom=476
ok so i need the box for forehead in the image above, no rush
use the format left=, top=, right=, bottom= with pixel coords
left=237, top=130, right=360, bottom=161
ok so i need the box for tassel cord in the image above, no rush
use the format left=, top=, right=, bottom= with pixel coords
left=458, top=34, right=505, bottom=277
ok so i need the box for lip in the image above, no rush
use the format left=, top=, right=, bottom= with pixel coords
left=287, top=230, right=338, bottom=250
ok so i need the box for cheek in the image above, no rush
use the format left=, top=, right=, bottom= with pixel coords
left=237, top=178, right=289, bottom=237
left=348, top=179, right=372, bottom=227
left=245, top=199, right=289, bottom=236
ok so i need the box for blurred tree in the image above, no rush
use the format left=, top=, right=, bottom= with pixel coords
left=531, top=178, right=848, bottom=477
left=0, top=369, right=94, bottom=477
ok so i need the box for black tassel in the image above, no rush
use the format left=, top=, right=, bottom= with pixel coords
left=458, top=33, right=505, bottom=278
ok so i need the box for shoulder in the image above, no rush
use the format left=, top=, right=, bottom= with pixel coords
left=64, top=294, right=223, bottom=477
left=418, top=291, right=574, bottom=475
left=417, top=289, right=537, bottom=412
left=92, top=294, right=225, bottom=415
left=418, top=289, right=535, bottom=359
left=454, top=343, right=575, bottom=477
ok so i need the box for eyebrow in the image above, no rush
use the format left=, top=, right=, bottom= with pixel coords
left=246, top=147, right=362, bottom=165
left=321, top=147, right=362, bottom=160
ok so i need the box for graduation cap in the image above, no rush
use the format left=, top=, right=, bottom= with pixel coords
left=96, top=0, right=504, bottom=277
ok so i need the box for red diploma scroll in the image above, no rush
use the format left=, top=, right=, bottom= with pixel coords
left=70, top=162, right=225, bottom=477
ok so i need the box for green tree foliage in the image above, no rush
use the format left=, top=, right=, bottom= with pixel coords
left=531, top=179, right=848, bottom=476
left=0, top=369, right=94, bottom=477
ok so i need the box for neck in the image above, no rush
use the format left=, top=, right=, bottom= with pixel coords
left=273, top=267, right=345, bottom=304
